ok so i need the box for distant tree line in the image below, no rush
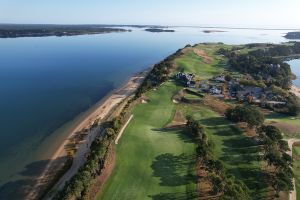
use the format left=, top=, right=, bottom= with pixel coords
left=0, top=26, right=128, bottom=38
left=284, top=32, right=300, bottom=40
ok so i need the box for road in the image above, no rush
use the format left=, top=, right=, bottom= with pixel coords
left=286, top=138, right=300, bottom=200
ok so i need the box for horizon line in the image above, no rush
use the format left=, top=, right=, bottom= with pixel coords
left=1, top=23, right=300, bottom=31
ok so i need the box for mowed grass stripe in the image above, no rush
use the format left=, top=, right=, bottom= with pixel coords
left=98, top=82, right=197, bottom=200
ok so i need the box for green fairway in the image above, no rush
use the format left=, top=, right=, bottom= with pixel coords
left=97, top=82, right=197, bottom=200
left=293, top=146, right=300, bottom=200
left=174, top=44, right=228, bottom=79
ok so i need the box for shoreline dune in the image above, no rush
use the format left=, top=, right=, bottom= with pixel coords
left=26, top=68, right=150, bottom=200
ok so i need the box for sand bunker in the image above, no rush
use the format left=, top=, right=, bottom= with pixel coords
left=193, top=49, right=213, bottom=64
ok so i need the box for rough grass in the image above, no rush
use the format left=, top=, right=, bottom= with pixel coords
left=97, top=82, right=197, bottom=200
left=265, top=112, right=300, bottom=138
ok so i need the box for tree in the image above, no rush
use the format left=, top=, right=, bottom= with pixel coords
left=225, top=105, right=264, bottom=128
left=186, top=116, right=205, bottom=139
left=257, top=125, right=293, bottom=196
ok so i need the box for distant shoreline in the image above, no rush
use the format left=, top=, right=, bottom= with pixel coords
left=284, top=32, right=300, bottom=40
left=1, top=23, right=300, bottom=31
left=145, top=28, right=175, bottom=33
left=0, top=24, right=130, bottom=38
left=203, top=30, right=226, bottom=33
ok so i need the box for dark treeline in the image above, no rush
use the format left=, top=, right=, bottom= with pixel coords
left=249, top=43, right=300, bottom=57
left=145, top=28, right=175, bottom=33
left=284, top=32, right=300, bottom=40
left=219, top=48, right=293, bottom=89
left=0, top=24, right=128, bottom=38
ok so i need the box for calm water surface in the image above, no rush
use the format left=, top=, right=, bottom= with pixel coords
left=0, top=27, right=296, bottom=199
left=288, top=59, right=300, bottom=87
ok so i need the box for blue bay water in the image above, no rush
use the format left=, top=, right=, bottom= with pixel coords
left=288, top=59, right=300, bottom=87
left=0, top=27, right=296, bottom=199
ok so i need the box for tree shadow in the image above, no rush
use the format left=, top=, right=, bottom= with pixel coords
left=151, top=127, right=194, bottom=144
left=227, top=167, right=269, bottom=192
left=216, top=134, right=267, bottom=196
left=151, top=153, right=197, bottom=187
left=199, top=117, right=229, bottom=127
left=206, top=125, right=240, bottom=137
left=148, top=191, right=198, bottom=200
left=0, top=156, right=68, bottom=200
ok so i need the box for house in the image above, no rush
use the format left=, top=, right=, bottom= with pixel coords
left=199, top=81, right=210, bottom=92
left=269, top=64, right=281, bottom=69
left=235, top=86, right=263, bottom=100
left=213, top=75, right=226, bottom=82
left=187, top=80, right=196, bottom=88
left=176, top=72, right=194, bottom=86
left=210, top=86, right=222, bottom=95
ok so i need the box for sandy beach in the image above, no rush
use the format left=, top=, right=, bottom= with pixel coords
left=26, top=69, right=150, bottom=200
left=291, top=84, right=300, bottom=98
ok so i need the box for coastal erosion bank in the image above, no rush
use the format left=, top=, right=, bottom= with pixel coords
left=25, top=69, right=150, bottom=200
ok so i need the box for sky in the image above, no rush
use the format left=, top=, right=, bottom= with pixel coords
left=1, top=0, right=300, bottom=28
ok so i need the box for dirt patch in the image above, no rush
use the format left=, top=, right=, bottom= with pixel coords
left=203, top=95, right=230, bottom=115
left=271, top=122, right=300, bottom=137
left=237, top=122, right=257, bottom=137
left=165, top=109, right=187, bottom=129
left=193, top=49, right=213, bottom=64
left=294, top=142, right=300, bottom=147
left=86, top=146, right=115, bottom=199
left=181, top=47, right=193, bottom=54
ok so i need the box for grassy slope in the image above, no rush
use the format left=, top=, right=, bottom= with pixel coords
left=175, top=44, right=228, bottom=79
left=98, top=82, right=197, bottom=200
left=293, top=146, right=300, bottom=200
left=174, top=43, right=267, bottom=198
